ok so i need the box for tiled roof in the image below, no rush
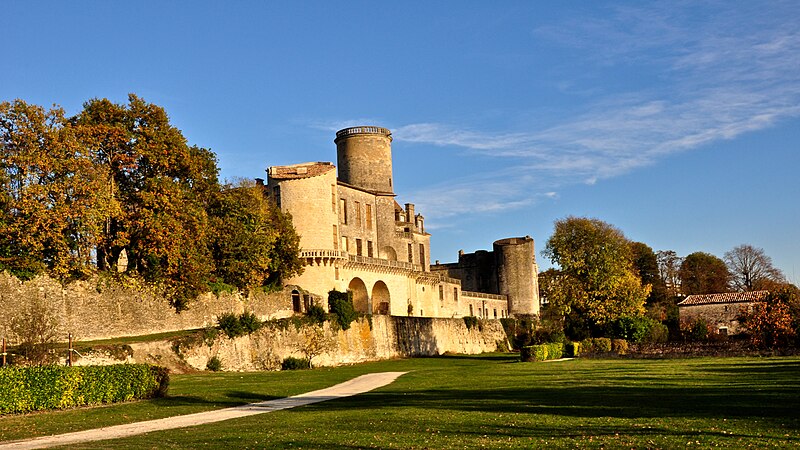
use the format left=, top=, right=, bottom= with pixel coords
left=268, top=162, right=334, bottom=180
left=677, top=290, right=769, bottom=306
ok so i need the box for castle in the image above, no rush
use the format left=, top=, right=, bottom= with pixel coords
left=262, top=126, right=540, bottom=319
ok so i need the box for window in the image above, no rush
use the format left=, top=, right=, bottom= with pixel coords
left=331, top=185, right=336, bottom=212
left=355, top=201, right=362, bottom=227
left=291, top=291, right=301, bottom=313
left=366, top=204, right=373, bottom=229
left=454, top=287, right=458, bottom=302
left=356, top=238, right=363, bottom=256
left=408, top=243, right=413, bottom=263
left=367, top=240, right=373, bottom=257
left=469, top=304, right=474, bottom=316
left=274, top=186, right=281, bottom=208
left=419, top=244, right=425, bottom=267
left=333, top=225, right=338, bottom=250
left=439, top=285, right=444, bottom=300
left=341, top=236, right=348, bottom=253
left=493, top=309, right=497, bottom=319
left=339, top=198, right=347, bottom=224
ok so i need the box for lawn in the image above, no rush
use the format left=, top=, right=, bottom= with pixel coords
left=1, top=355, right=799, bottom=448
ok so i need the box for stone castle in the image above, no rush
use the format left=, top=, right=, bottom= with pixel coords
left=262, top=126, right=540, bottom=319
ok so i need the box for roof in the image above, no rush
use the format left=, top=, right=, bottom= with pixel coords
left=677, top=290, right=769, bottom=306
left=268, top=162, right=334, bottom=180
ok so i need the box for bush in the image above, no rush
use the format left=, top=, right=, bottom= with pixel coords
left=217, top=312, right=244, bottom=338
left=463, top=316, right=480, bottom=330
left=328, top=290, right=358, bottom=330
left=305, top=304, right=327, bottom=325
left=564, top=341, right=580, bottom=357
left=583, top=337, right=612, bottom=354
left=238, top=311, right=262, bottom=334
left=611, top=339, right=629, bottom=354
left=520, top=343, right=564, bottom=362
left=206, top=356, right=222, bottom=372
left=609, top=315, right=668, bottom=343
left=281, top=357, right=310, bottom=370
left=0, top=364, right=169, bottom=414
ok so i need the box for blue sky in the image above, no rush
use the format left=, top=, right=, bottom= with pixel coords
left=3, top=1, right=799, bottom=284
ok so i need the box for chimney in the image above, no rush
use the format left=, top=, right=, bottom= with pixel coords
left=405, top=203, right=415, bottom=224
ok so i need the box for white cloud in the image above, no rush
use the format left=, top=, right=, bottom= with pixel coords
left=392, top=3, right=800, bottom=220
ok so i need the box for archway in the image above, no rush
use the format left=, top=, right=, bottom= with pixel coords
left=372, top=281, right=390, bottom=315
left=380, top=246, right=397, bottom=261
left=348, top=278, right=369, bottom=314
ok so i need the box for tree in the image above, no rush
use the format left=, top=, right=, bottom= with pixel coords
left=542, top=217, right=649, bottom=337
left=679, top=252, right=730, bottom=295
left=208, top=179, right=302, bottom=290
left=724, top=244, right=786, bottom=292
left=656, top=250, right=683, bottom=298
left=630, top=242, right=665, bottom=304
left=738, top=288, right=798, bottom=349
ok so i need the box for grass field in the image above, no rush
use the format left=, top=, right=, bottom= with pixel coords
left=1, top=354, right=799, bottom=448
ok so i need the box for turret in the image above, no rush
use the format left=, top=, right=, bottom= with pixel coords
left=494, top=236, right=540, bottom=316
left=335, top=126, right=394, bottom=194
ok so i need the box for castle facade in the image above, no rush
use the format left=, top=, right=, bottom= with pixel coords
left=263, top=126, right=540, bottom=319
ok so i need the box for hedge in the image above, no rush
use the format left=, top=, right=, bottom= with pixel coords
left=0, top=364, right=169, bottom=414
left=521, top=343, right=564, bottom=362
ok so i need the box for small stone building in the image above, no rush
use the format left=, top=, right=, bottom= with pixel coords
left=677, top=291, right=769, bottom=335
left=262, top=126, right=540, bottom=319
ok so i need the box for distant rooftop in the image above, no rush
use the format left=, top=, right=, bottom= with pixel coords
left=678, top=290, right=769, bottom=306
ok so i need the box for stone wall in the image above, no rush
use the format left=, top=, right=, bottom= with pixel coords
left=678, top=302, right=756, bottom=335
left=156, top=315, right=507, bottom=372
left=0, top=273, right=293, bottom=342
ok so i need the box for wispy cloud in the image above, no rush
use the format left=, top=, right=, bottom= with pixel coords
left=393, top=2, right=800, bottom=224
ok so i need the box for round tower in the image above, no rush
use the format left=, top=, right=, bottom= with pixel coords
left=335, top=126, right=394, bottom=193
left=494, top=236, right=540, bottom=316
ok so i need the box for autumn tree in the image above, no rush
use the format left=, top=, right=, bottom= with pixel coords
left=739, top=287, right=799, bottom=348
left=208, top=179, right=302, bottom=291
left=656, top=250, right=683, bottom=298
left=542, top=217, right=649, bottom=338
left=679, top=252, right=730, bottom=295
left=724, top=244, right=786, bottom=292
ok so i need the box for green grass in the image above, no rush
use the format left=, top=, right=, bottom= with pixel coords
left=1, top=355, right=799, bottom=448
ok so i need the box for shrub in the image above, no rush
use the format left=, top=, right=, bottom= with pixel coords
left=521, top=343, right=564, bottom=362
left=584, top=337, right=612, bottom=354
left=208, top=280, right=236, bottom=296
left=328, top=290, right=358, bottom=330
left=564, top=341, right=580, bottom=357
left=206, top=356, right=223, bottom=372
left=611, top=339, right=629, bottom=354
left=281, top=357, right=310, bottom=370
left=0, top=364, right=169, bottom=414
left=305, top=304, right=327, bottom=325
left=238, top=311, right=262, bottom=334
left=217, top=312, right=244, bottom=338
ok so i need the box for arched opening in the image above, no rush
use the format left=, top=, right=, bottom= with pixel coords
left=381, top=246, right=397, bottom=261
left=372, top=281, right=391, bottom=315
left=348, top=278, right=369, bottom=314
left=291, top=290, right=302, bottom=313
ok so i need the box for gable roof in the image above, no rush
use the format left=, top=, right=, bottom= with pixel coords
left=678, top=290, right=769, bottom=306
left=268, top=162, right=334, bottom=180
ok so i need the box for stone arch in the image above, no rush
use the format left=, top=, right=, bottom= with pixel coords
left=381, top=246, right=397, bottom=261
left=372, top=281, right=390, bottom=315
left=348, top=278, right=369, bottom=314
left=291, top=290, right=302, bottom=313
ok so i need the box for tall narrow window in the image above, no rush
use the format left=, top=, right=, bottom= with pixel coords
left=408, top=243, right=413, bottom=263
left=366, top=204, right=373, bottom=229
left=419, top=244, right=425, bottom=267
left=439, top=285, right=444, bottom=300
left=341, top=236, right=348, bottom=253
left=274, top=186, right=281, bottom=208
left=367, top=240, right=373, bottom=257
left=339, top=198, right=347, bottom=224
left=469, top=304, right=473, bottom=316
left=356, top=238, right=363, bottom=256
left=355, top=201, right=361, bottom=227
left=331, top=185, right=336, bottom=212
left=454, top=287, right=458, bottom=302
left=333, top=225, right=338, bottom=250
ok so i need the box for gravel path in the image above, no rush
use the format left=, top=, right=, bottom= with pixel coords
left=0, top=371, right=407, bottom=450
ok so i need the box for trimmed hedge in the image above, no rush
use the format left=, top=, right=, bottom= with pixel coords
left=521, top=343, right=564, bottom=362
left=0, top=364, right=169, bottom=414
left=281, top=357, right=311, bottom=370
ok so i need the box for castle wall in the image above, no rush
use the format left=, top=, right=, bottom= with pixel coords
left=269, top=167, right=338, bottom=252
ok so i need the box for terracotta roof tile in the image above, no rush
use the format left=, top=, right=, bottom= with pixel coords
left=268, top=162, right=334, bottom=180
left=678, top=290, right=769, bottom=306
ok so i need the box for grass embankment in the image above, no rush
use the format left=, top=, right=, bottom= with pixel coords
left=1, top=355, right=799, bottom=448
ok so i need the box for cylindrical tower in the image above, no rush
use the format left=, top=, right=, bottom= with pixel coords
left=494, top=236, right=540, bottom=316
left=335, top=126, right=394, bottom=193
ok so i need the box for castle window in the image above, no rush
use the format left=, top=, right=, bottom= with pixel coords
left=419, top=244, right=425, bottom=267
left=366, top=204, right=373, bottom=229
left=274, top=186, right=281, bottom=208
left=439, top=285, right=444, bottom=302
left=407, top=243, right=413, bottom=263
left=341, top=236, right=349, bottom=253
left=333, top=225, right=338, bottom=250
left=291, top=290, right=301, bottom=313
left=493, top=309, right=497, bottom=319
left=331, top=185, right=336, bottom=212
left=356, top=238, right=363, bottom=256
left=355, top=201, right=362, bottom=227
left=340, top=198, right=347, bottom=224
left=469, top=304, right=473, bottom=316
left=367, top=240, right=373, bottom=257
left=454, top=287, right=458, bottom=302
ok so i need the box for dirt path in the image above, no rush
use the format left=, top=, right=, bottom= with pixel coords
left=0, top=371, right=407, bottom=450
